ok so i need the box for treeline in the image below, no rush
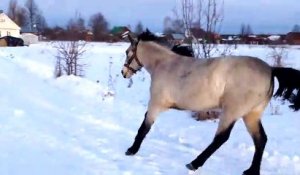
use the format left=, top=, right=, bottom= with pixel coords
left=6, top=0, right=110, bottom=41
left=44, top=12, right=110, bottom=41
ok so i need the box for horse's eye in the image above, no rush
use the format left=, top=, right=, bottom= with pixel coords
left=126, top=50, right=129, bottom=55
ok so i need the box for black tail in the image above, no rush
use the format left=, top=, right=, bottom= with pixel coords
left=272, top=67, right=300, bottom=111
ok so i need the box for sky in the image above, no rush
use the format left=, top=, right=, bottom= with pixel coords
left=0, top=0, right=299, bottom=34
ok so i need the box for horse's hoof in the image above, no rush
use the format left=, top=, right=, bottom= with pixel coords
left=243, top=169, right=260, bottom=175
left=186, top=163, right=196, bottom=171
left=125, top=147, right=137, bottom=156
left=125, top=150, right=135, bottom=156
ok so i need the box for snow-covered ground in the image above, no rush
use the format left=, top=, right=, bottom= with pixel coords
left=0, top=43, right=300, bottom=175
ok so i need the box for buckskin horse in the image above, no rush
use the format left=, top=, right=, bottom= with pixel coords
left=121, top=29, right=300, bottom=175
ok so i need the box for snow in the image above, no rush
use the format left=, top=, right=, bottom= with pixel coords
left=0, top=43, right=300, bottom=175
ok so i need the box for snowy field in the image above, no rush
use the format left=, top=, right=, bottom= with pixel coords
left=0, top=42, right=300, bottom=175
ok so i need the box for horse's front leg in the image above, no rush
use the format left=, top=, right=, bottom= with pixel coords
left=125, top=104, right=164, bottom=155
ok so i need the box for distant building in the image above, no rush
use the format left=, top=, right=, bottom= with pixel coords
left=111, top=26, right=130, bottom=36
left=190, top=27, right=221, bottom=44
left=286, top=32, right=300, bottom=45
left=84, top=31, right=93, bottom=41
left=21, top=33, right=39, bottom=46
left=0, top=10, right=21, bottom=38
left=110, top=26, right=131, bottom=42
left=161, top=33, right=185, bottom=45
left=221, top=35, right=241, bottom=44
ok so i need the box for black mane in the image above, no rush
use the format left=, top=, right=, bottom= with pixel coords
left=138, top=29, right=159, bottom=42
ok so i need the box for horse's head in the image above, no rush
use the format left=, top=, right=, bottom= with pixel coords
left=121, top=31, right=143, bottom=79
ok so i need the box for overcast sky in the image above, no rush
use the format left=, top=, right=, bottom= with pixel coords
left=0, top=0, right=299, bottom=34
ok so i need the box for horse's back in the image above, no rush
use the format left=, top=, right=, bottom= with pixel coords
left=221, top=56, right=272, bottom=87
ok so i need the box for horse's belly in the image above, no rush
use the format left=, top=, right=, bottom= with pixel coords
left=175, top=93, right=221, bottom=111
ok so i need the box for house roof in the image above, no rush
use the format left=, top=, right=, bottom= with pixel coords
left=171, top=33, right=185, bottom=40
left=268, top=35, right=281, bottom=41
left=0, top=12, right=21, bottom=30
left=111, top=26, right=130, bottom=35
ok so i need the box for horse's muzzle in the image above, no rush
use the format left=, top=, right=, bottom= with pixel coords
left=121, top=70, right=126, bottom=78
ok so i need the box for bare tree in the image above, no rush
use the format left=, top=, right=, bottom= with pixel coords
left=88, top=12, right=109, bottom=41
left=163, top=16, right=174, bottom=34
left=36, top=12, right=47, bottom=33
left=25, top=0, right=46, bottom=33
left=181, top=0, right=194, bottom=36
left=7, top=0, right=28, bottom=27
left=268, top=46, right=288, bottom=67
left=163, top=8, right=185, bottom=34
left=54, top=41, right=87, bottom=77
left=179, top=0, right=225, bottom=58
left=67, top=12, right=86, bottom=40
left=246, top=24, right=253, bottom=35
left=240, top=23, right=253, bottom=37
left=7, top=0, right=18, bottom=22
left=292, top=24, right=300, bottom=32
left=25, top=0, right=39, bottom=31
left=240, top=23, right=246, bottom=37
left=267, top=46, right=288, bottom=116
left=134, top=21, right=144, bottom=35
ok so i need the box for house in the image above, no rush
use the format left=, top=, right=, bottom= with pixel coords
left=110, top=26, right=131, bottom=42
left=172, top=33, right=185, bottom=44
left=85, top=31, right=93, bottom=41
left=221, top=35, right=241, bottom=44
left=286, top=32, right=300, bottom=45
left=111, top=26, right=130, bottom=36
left=190, top=27, right=221, bottom=44
left=241, top=35, right=269, bottom=45
left=21, top=33, right=39, bottom=45
left=267, top=35, right=285, bottom=45
left=0, top=10, right=21, bottom=38
left=165, top=33, right=185, bottom=45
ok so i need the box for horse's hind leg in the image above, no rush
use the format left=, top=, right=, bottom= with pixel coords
left=186, top=114, right=237, bottom=171
left=242, top=110, right=267, bottom=175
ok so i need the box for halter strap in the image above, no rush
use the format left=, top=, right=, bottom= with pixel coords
left=124, top=46, right=143, bottom=73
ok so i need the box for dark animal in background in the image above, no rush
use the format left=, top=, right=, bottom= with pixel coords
left=171, top=44, right=194, bottom=57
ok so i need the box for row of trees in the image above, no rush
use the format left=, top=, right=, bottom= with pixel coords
left=6, top=0, right=111, bottom=41
left=7, top=0, right=146, bottom=41
left=57, top=11, right=109, bottom=41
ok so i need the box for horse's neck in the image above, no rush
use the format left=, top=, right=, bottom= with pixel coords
left=137, top=41, right=175, bottom=74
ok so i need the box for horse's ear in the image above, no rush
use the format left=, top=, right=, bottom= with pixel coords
left=146, top=28, right=151, bottom=33
left=122, top=31, right=137, bottom=44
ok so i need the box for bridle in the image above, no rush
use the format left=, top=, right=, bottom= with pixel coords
left=124, top=45, right=143, bottom=74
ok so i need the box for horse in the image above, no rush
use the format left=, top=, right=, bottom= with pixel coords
left=0, top=36, right=24, bottom=47
left=121, top=29, right=300, bottom=175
